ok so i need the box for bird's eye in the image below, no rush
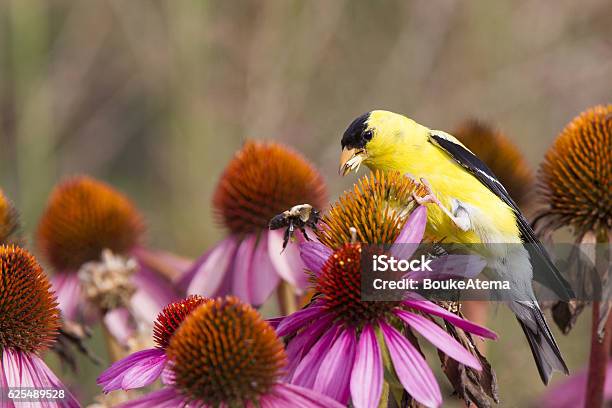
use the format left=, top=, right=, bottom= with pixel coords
left=363, top=130, right=373, bottom=141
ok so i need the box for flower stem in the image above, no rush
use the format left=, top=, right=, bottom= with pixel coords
left=585, top=302, right=612, bottom=408
left=102, top=322, right=125, bottom=363
left=277, top=281, right=298, bottom=315
left=584, top=233, right=612, bottom=408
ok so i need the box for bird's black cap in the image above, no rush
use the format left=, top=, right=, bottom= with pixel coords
left=341, top=112, right=372, bottom=149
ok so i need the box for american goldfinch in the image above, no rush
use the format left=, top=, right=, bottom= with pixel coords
left=339, top=110, right=573, bottom=384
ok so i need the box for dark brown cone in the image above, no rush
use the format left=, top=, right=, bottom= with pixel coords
left=213, top=140, right=327, bottom=235
left=316, top=170, right=426, bottom=248
left=0, top=245, right=60, bottom=353
left=537, top=105, right=611, bottom=237
left=37, top=176, right=145, bottom=271
left=167, top=296, right=286, bottom=406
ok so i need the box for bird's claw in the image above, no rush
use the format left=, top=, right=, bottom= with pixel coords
left=413, top=177, right=444, bottom=207
left=412, top=177, right=471, bottom=232
left=413, top=192, right=436, bottom=206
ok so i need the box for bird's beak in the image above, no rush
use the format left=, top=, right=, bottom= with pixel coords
left=339, top=147, right=367, bottom=176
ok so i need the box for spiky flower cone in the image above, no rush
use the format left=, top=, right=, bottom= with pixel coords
left=454, top=119, right=534, bottom=207
left=167, top=296, right=286, bottom=406
left=214, top=140, right=327, bottom=235
left=37, top=175, right=145, bottom=271
left=0, top=245, right=60, bottom=353
left=316, top=170, right=426, bottom=248
left=536, top=105, right=611, bottom=238
left=152, top=295, right=209, bottom=350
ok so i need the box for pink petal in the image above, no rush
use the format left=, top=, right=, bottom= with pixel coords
left=299, top=241, right=332, bottom=276
left=131, top=260, right=180, bottom=323
left=380, top=321, right=441, bottom=407
left=313, top=327, right=356, bottom=404
left=186, top=236, right=238, bottom=296
left=350, top=325, right=383, bottom=408
left=132, top=246, right=193, bottom=282
left=266, top=317, right=283, bottom=329
left=292, top=324, right=340, bottom=388
left=249, top=233, right=282, bottom=306
left=232, top=234, right=258, bottom=304
left=97, top=348, right=166, bottom=392
left=395, top=310, right=481, bottom=370
left=1, top=349, right=23, bottom=390
left=160, top=365, right=175, bottom=385
left=402, top=294, right=497, bottom=339
left=266, top=383, right=345, bottom=408
left=118, top=388, right=187, bottom=408
left=176, top=250, right=207, bottom=291
left=103, top=308, right=135, bottom=346
left=230, top=233, right=282, bottom=305
left=285, top=313, right=336, bottom=380
left=390, top=205, right=427, bottom=261
left=277, top=305, right=326, bottom=337
left=1, top=349, right=80, bottom=407
left=267, top=230, right=308, bottom=291
left=51, top=273, right=81, bottom=321
left=258, top=393, right=286, bottom=408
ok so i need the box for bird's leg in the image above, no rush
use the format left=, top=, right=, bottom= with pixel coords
left=449, top=198, right=471, bottom=231
left=412, top=177, right=471, bottom=232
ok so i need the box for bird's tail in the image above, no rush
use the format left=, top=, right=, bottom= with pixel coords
left=513, top=301, right=569, bottom=384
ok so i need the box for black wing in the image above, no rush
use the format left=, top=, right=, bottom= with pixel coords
left=429, top=131, right=574, bottom=300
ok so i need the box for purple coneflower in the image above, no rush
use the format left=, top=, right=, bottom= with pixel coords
left=277, top=171, right=497, bottom=408
left=182, top=140, right=328, bottom=307
left=535, top=104, right=611, bottom=241
left=0, top=245, right=80, bottom=407
left=280, top=209, right=496, bottom=407
left=534, top=104, right=611, bottom=407
left=117, top=296, right=344, bottom=408
left=97, top=295, right=208, bottom=392
left=36, top=176, right=179, bottom=341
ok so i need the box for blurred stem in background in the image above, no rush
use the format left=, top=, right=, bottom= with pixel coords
left=585, top=230, right=612, bottom=408
left=101, top=323, right=124, bottom=363
left=277, top=281, right=298, bottom=316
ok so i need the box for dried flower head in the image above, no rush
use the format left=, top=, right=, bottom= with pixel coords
left=78, top=249, right=138, bottom=311
left=167, top=296, right=286, bottom=406
left=317, top=170, right=425, bottom=248
left=213, top=140, right=327, bottom=235
left=454, top=119, right=534, bottom=206
left=536, top=105, right=611, bottom=237
left=37, top=176, right=145, bottom=271
left=152, top=294, right=209, bottom=350
left=0, top=189, right=19, bottom=244
left=0, top=245, right=60, bottom=353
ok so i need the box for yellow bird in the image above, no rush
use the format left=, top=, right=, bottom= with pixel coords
left=339, top=110, right=573, bottom=384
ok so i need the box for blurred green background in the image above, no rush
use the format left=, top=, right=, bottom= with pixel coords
left=0, top=0, right=610, bottom=406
